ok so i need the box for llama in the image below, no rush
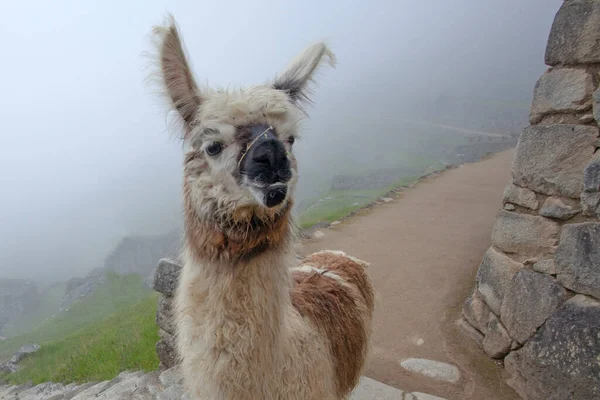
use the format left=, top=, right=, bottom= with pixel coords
left=149, top=15, right=375, bottom=400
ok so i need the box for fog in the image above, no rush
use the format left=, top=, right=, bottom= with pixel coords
left=0, top=0, right=561, bottom=282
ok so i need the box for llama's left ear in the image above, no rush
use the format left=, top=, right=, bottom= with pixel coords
left=151, top=15, right=203, bottom=134
left=272, top=42, right=336, bottom=107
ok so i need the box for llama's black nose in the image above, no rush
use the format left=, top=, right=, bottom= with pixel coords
left=247, top=139, right=291, bottom=184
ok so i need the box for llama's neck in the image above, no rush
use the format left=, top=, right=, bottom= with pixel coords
left=180, top=239, right=296, bottom=353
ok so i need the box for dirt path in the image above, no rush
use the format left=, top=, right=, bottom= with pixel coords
left=299, top=149, right=519, bottom=400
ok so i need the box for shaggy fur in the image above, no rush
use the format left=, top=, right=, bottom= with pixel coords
left=149, top=14, right=374, bottom=400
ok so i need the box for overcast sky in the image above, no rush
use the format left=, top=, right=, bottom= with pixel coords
left=0, top=0, right=562, bottom=281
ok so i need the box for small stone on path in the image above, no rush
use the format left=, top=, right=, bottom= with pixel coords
left=330, top=221, right=341, bottom=226
left=399, top=358, right=460, bottom=383
left=381, top=197, right=393, bottom=203
left=313, top=230, right=325, bottom=239
left=412, top=392, right=448, bottom=400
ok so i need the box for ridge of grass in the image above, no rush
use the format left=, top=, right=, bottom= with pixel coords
left=1, top=294, right=159, bottom=385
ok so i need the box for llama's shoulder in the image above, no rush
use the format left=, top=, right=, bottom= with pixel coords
left=289, top=250, right=374, bottom=398
left=295, top=250, right=374, bottom=312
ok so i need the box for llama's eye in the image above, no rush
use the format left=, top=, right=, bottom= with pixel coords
left=206, top=142, right=223, bottom=156
left=286, top=137, right=295, bottom=146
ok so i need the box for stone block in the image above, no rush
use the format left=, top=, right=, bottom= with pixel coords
left=476, top=247, right=524, bottom=315
left=555, top=222, right=600, bottom=299
left=500, top=269, right=567, bottom=344
left=582, top=191, right=600, bottom=218
left=502, top=183, right=539, bottom=210
left=491, top=211, right=560, bottom=259
left=156, top=330, right=178, bottom=369
left=582, top=152, right=600, bottom=218
left=512, top=125, right=598, bottom=198
left=456, top=318, right=484, bottom=346
left=153, top=258, right=182, bottom=296
left=539, top=196, right=581, bottom=220
left=156, top=295, right=175, bottom=335
left=594, top=88, right=600, bottom=126
left=532, top=259, right=557, bottom=275
left=529, top=68, right=594, bottom=124
left=505, top=295, right=600, bottom=400
left=461, top=290, right=491, bottom=332
left=546, top=0, right=600, bottom=66
left=482, top=314, right=512, bottom=359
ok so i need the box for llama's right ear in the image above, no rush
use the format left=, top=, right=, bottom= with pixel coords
left=272, top=42, right=336, bottom=109
left=151, top=15, right=202, bottom=132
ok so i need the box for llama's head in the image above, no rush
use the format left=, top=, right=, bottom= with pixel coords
left=151, top=16, right=335, bottom=221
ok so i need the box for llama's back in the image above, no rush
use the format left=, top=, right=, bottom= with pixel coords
left=290, top=250, right=375, bottom=399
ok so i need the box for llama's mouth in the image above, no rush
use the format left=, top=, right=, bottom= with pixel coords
left=247, top=182, right=288, bottom=208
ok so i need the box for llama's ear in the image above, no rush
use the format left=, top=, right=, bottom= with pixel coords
left=272, top=42, right=336, bottom=107
left=151, top=15, right=202, bottom=131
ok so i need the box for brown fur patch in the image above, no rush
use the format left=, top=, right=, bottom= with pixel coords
left=290, top=268, right=371, bottom=398
left=183, top=179, right=293, bottom=264
left=302, top=253, right=375, bottom=314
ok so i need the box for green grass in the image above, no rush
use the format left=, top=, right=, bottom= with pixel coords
left=298, top=176, right=420, bottom=228
left=0, top=273, right=153, bottom=359
left=1, top=294, right=159, bottom=385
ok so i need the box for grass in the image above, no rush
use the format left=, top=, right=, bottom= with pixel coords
left=1, top=294, right=159, bottom=385
left=0, top=273, right=153, bottom=359
left=298, top=175, right=420, bottom=228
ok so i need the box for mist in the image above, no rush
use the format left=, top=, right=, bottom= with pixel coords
left=0, top=0, right=561, bottom=282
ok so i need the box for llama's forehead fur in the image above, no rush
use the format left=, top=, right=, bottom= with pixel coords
left=188, top=85, right=302, bottom=146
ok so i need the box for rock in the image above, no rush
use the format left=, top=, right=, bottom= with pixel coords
left=93, top=371, right=147, bottom=399
left=461, top=290, right=491, bottom=332
left=13, top=381, right=81, bottom=400
left=156, top=296, right=175, bottom=335
left=555, top=222, right=600, bottom=299
left=582, top=191, right=600, bottom=218
left=159, top=366, right=183, bottom=387
left=399, top=358, right=460, bottom=384
left=153, top=259, right=182, bottom=297
left=349, top=376, right=409, bottom=400
left=491, top=211, right=560, bottom=260
left=545, top=0, right=600, bottom=66
left=313, top=230, right=325, bottom=239
left=10, top=342, right=41, bottom=364
left=503, top=203, right=515, bottom=211
left=529, top=68, right=594, bottom=124
left=156, top=330, right=178, bottom=368
left=579, top=113, right=594, bottom=123
left=412, top=393, right=448, bottom=400
left=475, top=247, right=524, bottom=315
left=502, top=183, right=539, bottom=210
left=594, top=88, right=600, bottom=126
left=0, top=362, right=19, bottom=373
left=60, top=276, right=106, bottom=312
left=505, top=295, right=600, bottom=400
left=532, top=259, right=557, bottom=274
left=512, top=125, right=598, bottom=198
left=330, top=221, right=341, bottom=226
left=456, top=318, right=484, bottom=346
left=582, top=152, right=600, bottom=218
left=482, top=314, right=512, bottom=359
left=500, top=270, right=567, bottom=344
left=539, top=196, right=581, bottom=220
left=380, top=197, right=393, bottom=203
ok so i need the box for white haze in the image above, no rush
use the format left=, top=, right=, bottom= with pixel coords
left=0, top=0, right=561, bottom=281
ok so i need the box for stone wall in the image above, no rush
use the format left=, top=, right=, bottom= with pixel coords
left=460, top=1, right=600, bottom=399
left=151, top=259, right=181, bottom=370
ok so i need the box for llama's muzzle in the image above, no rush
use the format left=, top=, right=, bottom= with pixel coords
left=239, top=124, right=292, bottom=208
